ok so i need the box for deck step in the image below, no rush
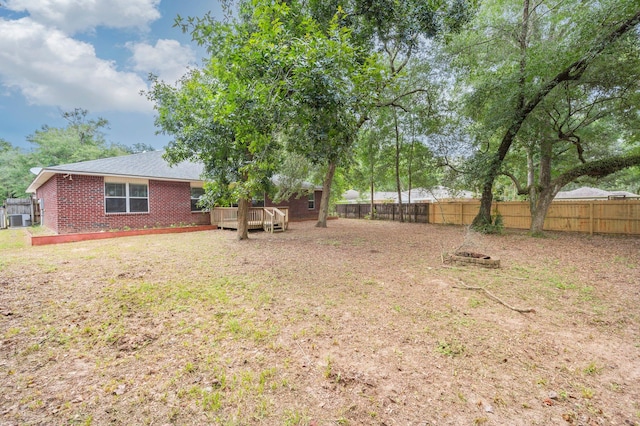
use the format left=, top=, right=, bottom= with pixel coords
left=268, top=223, right=284, bottom=232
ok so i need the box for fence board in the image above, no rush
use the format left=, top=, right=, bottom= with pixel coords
left=336, top=200, right=640, bottom=236
left=3, top=198, right=41, bottom=226
left=338, top=203, right=430, bottom=222
left=5, top=198, right=33, bottom=215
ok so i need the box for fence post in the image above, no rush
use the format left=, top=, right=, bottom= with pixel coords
left=589, top=202, right=594, bottom=236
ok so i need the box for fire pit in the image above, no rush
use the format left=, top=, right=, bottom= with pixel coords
left=448, top=251, right=500, bottom=268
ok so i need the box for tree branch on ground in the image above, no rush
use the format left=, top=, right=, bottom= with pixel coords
left=452, top=279, right=536, bottom=313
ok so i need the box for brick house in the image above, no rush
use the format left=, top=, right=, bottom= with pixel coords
left=26, top=151, right=210, bottom=234
left=264, top=191, right=320, bottom=222
left=26, top=151, right=323, bottom=234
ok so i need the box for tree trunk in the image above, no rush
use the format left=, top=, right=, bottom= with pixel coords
left=393, top=110, right=404, bottom=222
left=369, top=151, right=375, bottom=219
left=236, top=197, right=250, bottom=240
left=530, top=153, right=640, bottom=234
left=316, top=161, right=336, bottom=228
left=530, top=145, right=557, bottom=235
left=530, top=188, right=557, bottom=234
left=369, top=182, right=374, bottom=220
left=472, top=177, right=496, bottom=228
left=526, top=146, right=536, bottom=203
left=407, top=137, right=415, bottom=222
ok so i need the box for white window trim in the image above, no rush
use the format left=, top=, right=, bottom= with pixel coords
left=105, top=179, right=149, bottom=214
left=190, top=186, right=205, bottom=212
left=308, top=192, right=315, bottom=210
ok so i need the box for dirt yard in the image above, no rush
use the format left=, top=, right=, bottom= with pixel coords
left=1, top=220, right=639, bottom=425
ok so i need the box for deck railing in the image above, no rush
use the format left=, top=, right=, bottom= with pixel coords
left=212, top=207, right=289, bottom=231
left=263, top=207, right=288, bottom=232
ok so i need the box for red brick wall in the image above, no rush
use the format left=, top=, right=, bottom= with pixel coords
left=265, top=190, right=321, bottom=221
left=36, top=174, right=210, bottom=234
left=36, top=175, right=60, bottom=233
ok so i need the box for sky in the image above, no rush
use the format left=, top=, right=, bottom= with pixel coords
left=0, top=0, right=224, bottom=151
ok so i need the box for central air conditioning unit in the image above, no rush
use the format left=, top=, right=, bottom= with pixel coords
left=9, top=214, right=23, bottom=227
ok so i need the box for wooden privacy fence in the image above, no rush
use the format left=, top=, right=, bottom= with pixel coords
left=3, top=198, right=41, bottom=227
left=336, top=200, right=640, bottom=236
left=336, top=203, right=430, bottom=223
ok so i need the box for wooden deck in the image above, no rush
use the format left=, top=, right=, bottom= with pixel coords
left=212, top=207, right=289, bottom=232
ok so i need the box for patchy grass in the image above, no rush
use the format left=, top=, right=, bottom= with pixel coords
left=0, top=221, right=639, bottom=425
left=0, top=228, right=29, bottom=250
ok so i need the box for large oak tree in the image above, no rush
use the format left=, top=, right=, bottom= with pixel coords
left=448, top=0, right=640, bottom=230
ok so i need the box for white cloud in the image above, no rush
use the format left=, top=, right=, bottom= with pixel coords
left=4, top=0, right=161, bottom=34
left=0, top=17, right=152, bottom=113
left=128, top=39, right=196, bottom=83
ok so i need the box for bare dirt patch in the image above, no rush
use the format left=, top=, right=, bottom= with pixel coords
left=1, top=220, right=639, bottom=425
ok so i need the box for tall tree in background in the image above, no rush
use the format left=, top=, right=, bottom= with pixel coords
left=0, top=109, right=130, bottom=198
left=389, top=74, right=438, bottom=222
left=150, top=0, right=473, bottom=230
left=0, top=139, right=29, bottom=198
left=350, top=113, right=395, bottom=216
left=278, top=6, right=383, bottom=228
left=27, top=108, right=127, bottom=167
left=304, top=0, right=472, bottom=225
left=449, top=0, right=640, bottom=230
left=164, top=0, right=385, bottom=230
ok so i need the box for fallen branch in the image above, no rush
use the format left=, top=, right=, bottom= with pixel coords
left=452, top=279, right=536, bottom=313
left=438, top=241, right=448, bottom=264
left=295, top=340, right=313, bottom=368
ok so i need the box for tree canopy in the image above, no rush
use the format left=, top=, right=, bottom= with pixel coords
left=0, top=109, right=132, bottom=199
left=149, top=0, right=389, bottom=235
left=146, top=0, right=638, bottom=236
left=446, top=0, right=640, bottom=230
left=150, top=0, right=476, bottom=231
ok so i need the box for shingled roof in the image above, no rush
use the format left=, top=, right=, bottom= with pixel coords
left=555, top=186, right=640, bottom=200
left=27, top=150, right=204, bottom=193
